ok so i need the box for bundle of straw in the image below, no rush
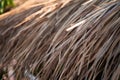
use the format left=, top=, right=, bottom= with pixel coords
left=0, top=0, right=120, bottom=80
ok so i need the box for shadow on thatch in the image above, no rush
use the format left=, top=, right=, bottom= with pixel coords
left=0, top=0, right=120, bottom=80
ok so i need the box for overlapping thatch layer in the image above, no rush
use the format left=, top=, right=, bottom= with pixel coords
left=0, top=0, right=120, bottom=80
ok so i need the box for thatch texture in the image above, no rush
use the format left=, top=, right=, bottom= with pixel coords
left=0, top=0, right=120, bottom=80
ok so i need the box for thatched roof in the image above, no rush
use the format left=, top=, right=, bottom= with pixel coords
left=0, top=0, right=120, bottom=80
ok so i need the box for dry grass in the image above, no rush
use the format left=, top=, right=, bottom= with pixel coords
left=0, top=0, right=120, bottom=80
